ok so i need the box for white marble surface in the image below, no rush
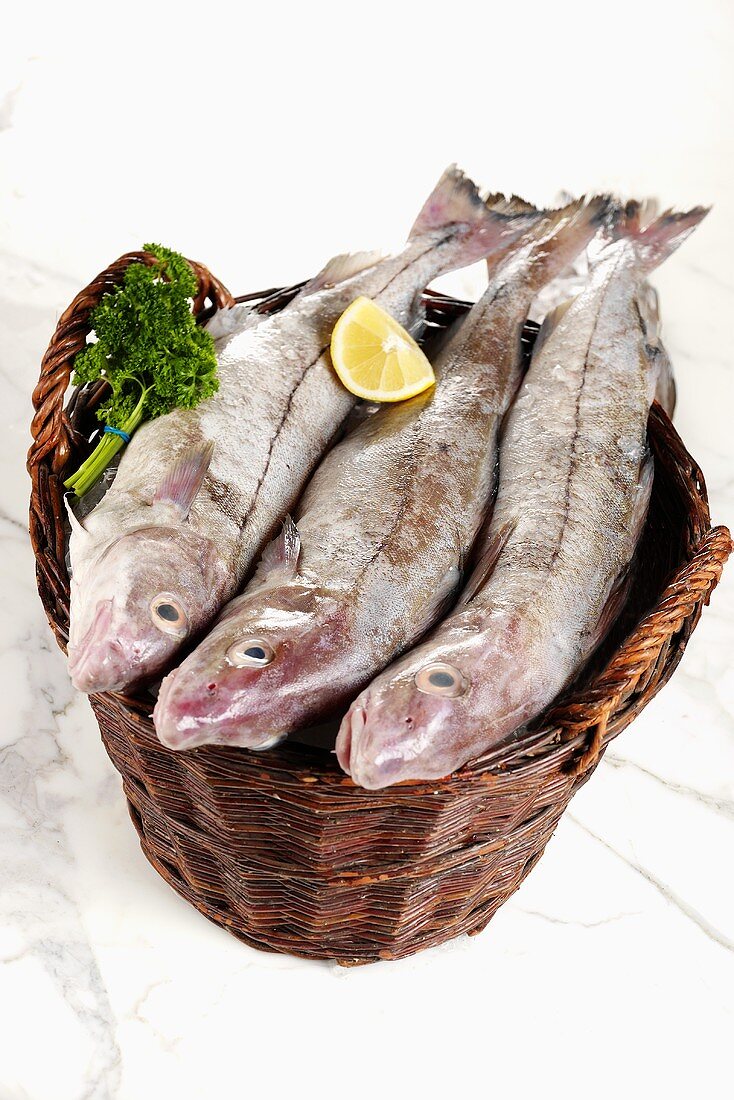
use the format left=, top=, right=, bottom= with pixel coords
left=1, top=5, right=733, bottom=1098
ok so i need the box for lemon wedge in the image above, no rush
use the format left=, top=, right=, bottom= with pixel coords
left=330, top=297, right=435, bottom=402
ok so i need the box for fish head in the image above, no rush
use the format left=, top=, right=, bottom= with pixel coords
left=335, top=631, right=478, bottom=789
left=336, top=613, right=529, bottom=789
left=67, top=525, right=227, bottom=693
left=153, top=581, right=345, bottom=750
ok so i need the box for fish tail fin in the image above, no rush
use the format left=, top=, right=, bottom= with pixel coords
left=409, top=165, right=543, bottom=267
left=607, top=200, right=710, bottom=275
left=484, top=192, right=539, bottom=215
left=516, top=194, right=615, bottom=291
left=410, top=165, right=487, bottom=238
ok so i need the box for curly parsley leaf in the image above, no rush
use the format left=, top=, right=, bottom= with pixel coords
left=65, top=244, right=219, bottom=496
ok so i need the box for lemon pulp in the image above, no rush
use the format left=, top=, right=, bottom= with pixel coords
left=330, top=296, right=436, bottom=402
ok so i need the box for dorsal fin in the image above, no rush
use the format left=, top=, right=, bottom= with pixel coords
left=531, top=297, right=575, bottom=359
left=302, top=252, right=383, bottom=295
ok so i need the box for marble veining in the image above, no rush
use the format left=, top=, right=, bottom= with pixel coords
left=568, top=814, right=734, bottom=954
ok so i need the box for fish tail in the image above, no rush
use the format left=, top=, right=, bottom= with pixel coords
left=409, top=165, right=542, bottom=267
left=608, top=200, right=710, bottom=275
left=515, top=193, right=616, bottom=291
left=484, top=192, right=539, bottom=215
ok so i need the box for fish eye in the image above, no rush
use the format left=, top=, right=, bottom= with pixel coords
left=150, top=594, right=188, bottom=637
left=226, top=637, right=275, bottom=668
left=414, top=662, right=466, bottom=697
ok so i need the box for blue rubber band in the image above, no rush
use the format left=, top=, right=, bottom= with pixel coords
left=103, top=425, right=131, bottom=443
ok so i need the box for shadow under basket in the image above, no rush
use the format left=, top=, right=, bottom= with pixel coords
left=28, top=252, right=732, bottom=965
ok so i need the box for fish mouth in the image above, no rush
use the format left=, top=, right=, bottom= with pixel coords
left=68, top=600, right=129, bottom=693
left=153, top=672, right=195, bottom=748
left=335, top=704, right=365, bottom=776
left=337, top=699, right=443, bottom=789
left=337, top=703, right=402, bottom=789
left=153, top=672, right=282, bottom=752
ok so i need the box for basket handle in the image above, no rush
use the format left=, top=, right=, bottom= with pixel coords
left=556, top=521, right=732, bottom=773
left=27, top=251, right=234, bottom=477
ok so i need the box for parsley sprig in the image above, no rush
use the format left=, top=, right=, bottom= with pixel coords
left=64, top=244, right=219, bottom=497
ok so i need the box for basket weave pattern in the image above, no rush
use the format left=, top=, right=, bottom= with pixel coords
left=28, top=254, right=732, bottom=964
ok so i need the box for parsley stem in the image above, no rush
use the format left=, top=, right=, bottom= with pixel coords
left=64, top=387, right=149, bottom=497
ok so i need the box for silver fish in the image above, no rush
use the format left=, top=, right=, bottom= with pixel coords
left=67, top=166, right=539, bottom=694
left=152, top=196, right=610, bottom=750
left=337, top=202, right=708, bottom=788
left=532, top=239, right=677, bottom=416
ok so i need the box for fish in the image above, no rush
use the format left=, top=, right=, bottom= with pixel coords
left=66, top=166, right=542, bottom=695
left=336, top=201, right=708, bottom=789
left=531, top=223, right=677, bottom=416
left=152, top=195, right=611, bottom=750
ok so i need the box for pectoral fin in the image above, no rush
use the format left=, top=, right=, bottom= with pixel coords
left=412, top=562, right=463, bottom=640
left=458, top=520, right=516, bottom=606
left=153, top=441, right=214, bottom=518
left=252, top=515, right=302, bottom=587
left=64, top=493, right=90, bottom=542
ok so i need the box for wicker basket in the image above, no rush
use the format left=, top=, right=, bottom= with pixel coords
left=28, top=253, right=732, bottom=965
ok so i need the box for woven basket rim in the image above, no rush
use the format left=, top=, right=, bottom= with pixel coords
left=28, top=250, right=733, bottom=792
